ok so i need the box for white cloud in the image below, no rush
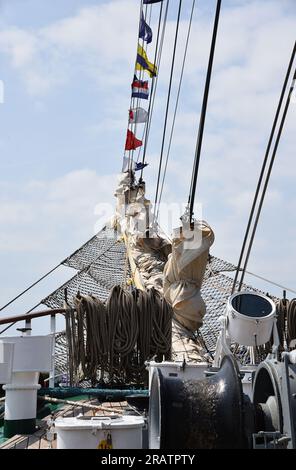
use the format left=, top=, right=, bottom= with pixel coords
left=0, top=0, right=139, bottom=95
left=42, top=1, right=138, bottom=59
left=0, top=0, right=295, bottom=302
left=0, top=28, right=37, bottom=67
left=0, top=169, right=117, bottom=254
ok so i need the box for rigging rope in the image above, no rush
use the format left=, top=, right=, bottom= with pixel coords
left=139, top=0, right=170, bottom=178
left=232, top=41, right=296, bottom=292
left=0, top=262, right=61, bottom=313
left=126, top=0, right=146, bottom=171
left=129, top=2, right=150, bottom=167
left=155, top=0, right=196, bottom=221
left=242, top=269, right=296, bottom=296
left=0, top=321, right=17, bottom=335
left=188, top=0, right=221, bottom=223
left=154, top=0, right=183, bottom=216
left=0, top=228, right=107, bottom=315
left=137, top=0, right=165, bottom=167
left=0, top=233, right=123, bottom=337
left=0, top=301, right=43, bottom=335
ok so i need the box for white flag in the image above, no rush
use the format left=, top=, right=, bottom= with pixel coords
left=129, top=107, right=148, bottom=124
left=122, top=157, right=136, bottom=172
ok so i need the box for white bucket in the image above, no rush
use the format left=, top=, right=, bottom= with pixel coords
left=55, top=415, right=144, bottom=449
left=227, top=291, right=276, bottom=347
left=147, top=361, right=209, bottom=390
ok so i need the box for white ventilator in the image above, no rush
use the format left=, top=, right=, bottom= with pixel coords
left=227, top=291, right=276, bottom=347
left=214, top=291, right=277, bottom=369
left=0, top=342, right=14, bottom=384
left=0, top=335, right=53, bottom=438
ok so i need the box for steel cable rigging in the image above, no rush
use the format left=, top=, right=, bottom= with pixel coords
left=0, top=2, right=167, bottom=322
left=155, top=0, right=196, bottom=221
left=136, top=0, right=166, bottom=167
left=187, top=0, right=221, bottom=224
left=139, top=0, right=170, bottom=177
left=126, top=0, right=149, bottom=171
left=126, top=3, right=169, bottom=211
left=129, top=2, right=159, bottom=169
left=232, top=41, right=296, bottom=292
left=0, top=236, right=121, bottom=334
left=153, top=0, right=183, bottom=216
left=125, top=0, right=169, bottom=186
left=0, top=262, right=62, bottom=313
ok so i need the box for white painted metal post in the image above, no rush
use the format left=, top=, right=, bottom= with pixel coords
left=25, top=318, right=31, bottom=335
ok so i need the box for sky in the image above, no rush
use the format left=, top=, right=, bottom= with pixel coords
left=0, top=0, right=295, bottom=335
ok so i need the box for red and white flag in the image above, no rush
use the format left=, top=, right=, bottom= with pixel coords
left=131, top=75, right=149, bottom=100
left=129, top=107, right=148, bottom=124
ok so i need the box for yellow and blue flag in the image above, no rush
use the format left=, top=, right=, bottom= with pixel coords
left=136, top=44, right=157, bottom=78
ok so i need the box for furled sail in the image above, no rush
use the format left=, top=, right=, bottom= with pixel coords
left=163, top=221, right=215, bottom=331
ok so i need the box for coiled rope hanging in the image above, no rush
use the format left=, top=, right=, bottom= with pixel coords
left=276, top=297, right=296, bottom=350
left=66, top=286, right=173, bottom=386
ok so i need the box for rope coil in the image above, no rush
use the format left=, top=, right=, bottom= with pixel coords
left=66, top=286, right=173, bottom=386
left=276, top=297, right=296, bottom=349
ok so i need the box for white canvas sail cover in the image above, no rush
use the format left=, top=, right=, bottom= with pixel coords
left=163, top=220, right=215, bottom=332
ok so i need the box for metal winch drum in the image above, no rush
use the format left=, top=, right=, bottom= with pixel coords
left=149, top=355, right=249, bottom=449
left=227, top=291, right=276, bottom=346
left=147, top=361, right=209, bottom=390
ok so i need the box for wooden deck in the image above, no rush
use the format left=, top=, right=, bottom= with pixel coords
left=0, top=399, right=128, bottom=450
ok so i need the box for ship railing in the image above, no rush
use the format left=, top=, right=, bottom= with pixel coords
left=0, top=307, right=69, bottom=387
